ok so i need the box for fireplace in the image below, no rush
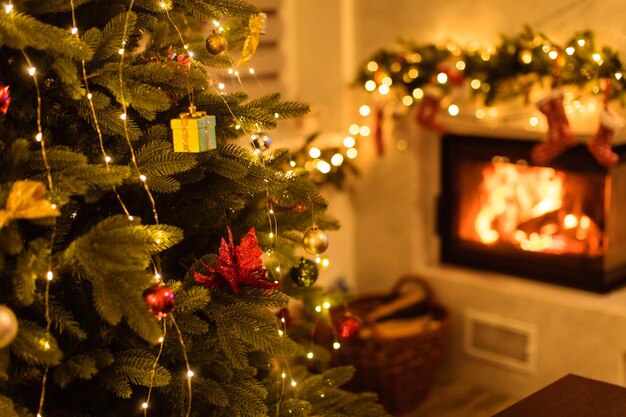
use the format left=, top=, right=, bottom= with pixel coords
left=439, top=133, right=626, bottom=292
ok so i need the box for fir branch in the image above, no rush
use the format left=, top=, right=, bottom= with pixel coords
left=222, top=379, right=268, bottom=417
left=136, top=139, right=197, bottom=177
left=0, top=395, right=19, bottom=417
left=52, top=354, right=98, bottom=388
left=51, top=57, right=84, bottom=100
left=193, top=376, right=229, bottom=407
left=13, top=238, right=49, bottom=306
left=113, top=348, right=171, bottom=387
left=101, top=372, right=133, bottom=398
left=0, top=13, right=92, bottom=60
left=177, top=314, right=209, bottom=335
left=0, top=348, right=8, bottom=380
left=64, top=215, right=183, bottom=275
left=19, top=0, right=91, bottom=14
left=73, top=92, right=143, bottom=140
left=48, top=298, right=88, bottom=341
left=174, top=286, right=211, bottom=313
left=145, top=176, right=181, bottom=193
left=89, top=12, right=138, bottom=65
left=177, top=0, right=258, bottom=21
left=10, top=320, right=62, bottom=366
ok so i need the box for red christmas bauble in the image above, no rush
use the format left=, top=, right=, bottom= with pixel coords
left=336, top=314, right=362, bottom=340
left=143, top=284, right=176, bottom=318
left=0, top=85, right=11, bottom=115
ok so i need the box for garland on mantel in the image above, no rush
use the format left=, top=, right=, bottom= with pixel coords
left=357, top=26, right=626, bottom=168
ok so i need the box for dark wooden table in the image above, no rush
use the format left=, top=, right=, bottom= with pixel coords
left=493, top=374, right=626, bottom=417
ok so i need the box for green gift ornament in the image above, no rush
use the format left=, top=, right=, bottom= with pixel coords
left=170, top=105, right=217, bottom=152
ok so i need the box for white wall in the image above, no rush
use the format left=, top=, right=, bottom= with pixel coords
left=283, top=0, right=626, bottom=398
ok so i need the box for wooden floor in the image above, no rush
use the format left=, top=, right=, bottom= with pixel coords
left=401, top=380, right=518, bottom=417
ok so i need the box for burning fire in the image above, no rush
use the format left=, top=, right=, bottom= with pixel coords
left=472, top=160, right=601, bottom=255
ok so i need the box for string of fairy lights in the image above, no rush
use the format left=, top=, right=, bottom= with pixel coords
left=5, top=3, right=59, bottom=416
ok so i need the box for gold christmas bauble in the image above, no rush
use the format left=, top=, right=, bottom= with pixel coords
left=303, top=226, right=329, bottom=255
left=0, top=305, right=18, bottom=349
left=206, top=31, right=228, bottom=55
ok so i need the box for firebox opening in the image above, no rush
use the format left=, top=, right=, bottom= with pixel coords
left=440, top=133, right=626, bottom=292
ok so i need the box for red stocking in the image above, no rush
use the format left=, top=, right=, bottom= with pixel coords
left=588, top=109, right=622, bottom=168
left=416, top=86, right=446, bottom=133
left=531, top=90, right=576, bottom=165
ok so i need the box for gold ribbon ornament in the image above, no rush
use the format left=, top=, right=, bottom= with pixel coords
left=237, top=12, right=266, bottom=67
left=0, top=181, right=61, bottom=229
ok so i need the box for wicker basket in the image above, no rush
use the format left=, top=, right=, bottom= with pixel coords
left=334, top=275, right=450, bottom=416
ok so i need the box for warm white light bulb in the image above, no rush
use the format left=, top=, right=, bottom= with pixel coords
left=346, top=148, right=358, bottom=159
left=308, top=147, right=321, bottom=158
left=71, top=27, right=78, bottom=35
left=187, top=370, right=194, bottom=378
left=105, top=155, right=111, bottom=163
left=317, top=160, right=331, bottom=174
left=139, top=174, right=147, bottom=182
left=322, top=301, right=331, bottom=309
left=306, top=352, right=314, bottom=359
left=448, top=104, right=460, bottom=116
left=142, top=402, right=149, bottom=410
left=87, top=93, right=93, bottom=100
left=364, top=80, right=376, bottom=92
left=5, top=4, right=13, bottom=13
left=46, top=271, right=54, bottom=281
left=274, top=112, right=280, bottom=119
left=315, top=306, right=322, bottom=313
left=565, top=47, right=575, bottom=55
left=35, top=133, right=43, bottom=142
left=249, top=67, right=255, bottom=74
left=436, top=72, right=448, bottom=84
left=218, top=83, right=225, bottom=90
left=120, top=113, right=127, bottom=120
left=343, top=136, right=356, bottom=148
left=333, top=342, right=341, bottom=350
left=28, top=67, right=36, bottom=76
left=118, top=48, right=125, bottom=55
left=291, top=380, right=297, bottom=387
left=330, top=153, right=344, bottom=167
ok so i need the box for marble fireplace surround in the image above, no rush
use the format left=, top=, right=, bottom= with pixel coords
left=351, top=117, right=626, bottom=398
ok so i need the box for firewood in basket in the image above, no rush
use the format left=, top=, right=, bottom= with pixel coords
left=364, top=290, right=429, bottom=323
left=360, top=315, right=440, bottom=339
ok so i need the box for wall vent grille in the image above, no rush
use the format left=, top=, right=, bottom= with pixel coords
left=464, top=309, right=537, bottom=373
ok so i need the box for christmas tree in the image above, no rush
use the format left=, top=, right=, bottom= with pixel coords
left=0, top=1, right=389, bottom=416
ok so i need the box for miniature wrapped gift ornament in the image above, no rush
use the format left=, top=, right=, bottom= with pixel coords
left=170, top=105, right=217, bottom=152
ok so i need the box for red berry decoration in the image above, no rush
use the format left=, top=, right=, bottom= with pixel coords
left=0, top=85, right=11, bottom=115
left=143, top=284, right=176, bottom=318
left=336, top=314, right=362, bottom=341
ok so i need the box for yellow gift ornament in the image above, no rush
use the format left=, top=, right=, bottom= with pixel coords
left=237, top=12, right=267, bottom=67
left=0, top=181, right=61, bottom=229
left=170, top=104, right=217, bottom=153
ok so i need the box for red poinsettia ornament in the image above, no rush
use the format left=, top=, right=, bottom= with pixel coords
left=0, top=85, right=10, bottom=115
left=194, top=227, right=278, bottom=294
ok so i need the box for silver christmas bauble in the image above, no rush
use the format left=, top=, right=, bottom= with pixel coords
left=303, top=226, right=329, bottom=255
left=0, top=305, right=18, bottom=349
